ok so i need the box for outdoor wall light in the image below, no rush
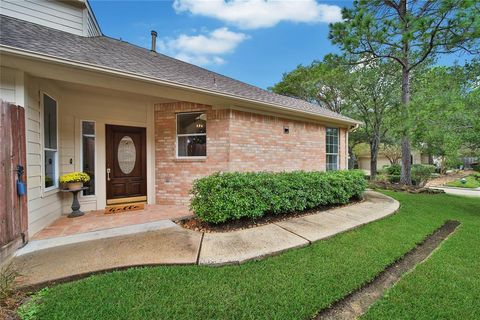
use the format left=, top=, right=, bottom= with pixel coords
left=284, top=126, right=289, bottom=134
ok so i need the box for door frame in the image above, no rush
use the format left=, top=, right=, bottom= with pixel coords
left=105, top=124, right=147, bottom=205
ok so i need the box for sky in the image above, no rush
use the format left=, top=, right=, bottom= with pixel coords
left=89, top=0, right=470, bottom=90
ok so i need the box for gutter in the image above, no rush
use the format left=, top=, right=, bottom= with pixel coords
left=349, top=122, right=361, bottom=132
left=0, top=45, right=361, bottom=126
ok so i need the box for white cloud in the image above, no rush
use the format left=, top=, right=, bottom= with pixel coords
left=173, top=0, right=343, bottom=29
left=159, top=27, right=248, bottom=66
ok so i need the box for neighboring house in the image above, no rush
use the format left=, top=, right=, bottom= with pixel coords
left=0, top=0, right=359, bottom=237
left=460, top=157, right=478, bottom=170
left=354, top=143, right=430, bottom=175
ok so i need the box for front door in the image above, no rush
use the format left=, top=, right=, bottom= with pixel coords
left=106, top=125, right=147, bottom=205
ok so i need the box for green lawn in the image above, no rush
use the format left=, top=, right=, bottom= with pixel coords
left=20, top=192, right=480, bottom=320
left=445, top=175, right=480, bottom=188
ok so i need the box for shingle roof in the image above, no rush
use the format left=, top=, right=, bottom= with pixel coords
left=0, top=15, right=358, bottom=124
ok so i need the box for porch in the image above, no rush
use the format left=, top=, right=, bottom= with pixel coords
left=31, top=204, right=192, bottom=240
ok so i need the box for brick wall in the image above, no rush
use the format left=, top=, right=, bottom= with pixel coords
left=154, top=102, right=230, bottom=205
left=154, top=102, right=349, bottom=205
left=228, top=110, right=326, bottom=172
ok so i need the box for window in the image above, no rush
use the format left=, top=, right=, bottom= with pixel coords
left=176, top=112, right=206, bottom=157
left=43, top=93, right=58, bottom=190
left=326, top=127, right=339, bottom=171
left=81, top=121, right=95, bottom=196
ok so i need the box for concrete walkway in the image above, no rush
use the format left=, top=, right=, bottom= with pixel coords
left=13, top=191, right=399, bottom=287
left=431, top=186, right=480, bottom=197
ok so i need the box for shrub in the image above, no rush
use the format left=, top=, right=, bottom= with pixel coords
left=472, top=163, right=480, bottom=172
left=382, top=164, right=401, bottom=175
left=190, top=170, right=367, bottom=224
left=411, top=164, right=436, bottom=186
left=380, top=164, right=401, bottom=183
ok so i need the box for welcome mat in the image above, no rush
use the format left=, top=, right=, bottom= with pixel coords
left=104, top=203, right=145, bottom=214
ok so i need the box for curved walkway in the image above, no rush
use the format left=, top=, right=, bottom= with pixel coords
left=13, top=191, right=399, bottom=287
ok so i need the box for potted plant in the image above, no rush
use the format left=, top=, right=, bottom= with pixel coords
left=60, top=172, right=90, bottom=190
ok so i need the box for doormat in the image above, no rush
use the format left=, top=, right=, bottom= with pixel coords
left=104, top=203, right=145, bottom=214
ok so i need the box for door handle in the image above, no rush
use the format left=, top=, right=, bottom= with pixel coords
left=107, top=168, right=111, bottom=181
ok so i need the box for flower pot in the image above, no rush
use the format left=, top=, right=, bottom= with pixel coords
left=66, top=182, right=83, bottom=190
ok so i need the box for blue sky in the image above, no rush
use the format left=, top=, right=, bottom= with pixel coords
left=90, top=0, right=470, bottom=90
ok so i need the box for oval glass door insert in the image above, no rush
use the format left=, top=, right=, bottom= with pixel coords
left=117, top=136, right=136, bottom=174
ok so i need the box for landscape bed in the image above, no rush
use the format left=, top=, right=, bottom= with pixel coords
left=14, top=192, right=480, bottom=319
left=179, top=197, right=363, bottom=232
left=176, top=198, right=363, bottom=233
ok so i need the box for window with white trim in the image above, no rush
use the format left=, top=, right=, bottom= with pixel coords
left=326, top=127, right=339, bottom=171
left=176, top=112, right=206, bottom=157
left=43, top=93, right=58, bottom=190
left=81, top=121, right=96, bottom=196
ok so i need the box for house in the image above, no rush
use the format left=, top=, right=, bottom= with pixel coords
left=353, top=143, right=430, bottom=175
left=0, top=0, right=359, bottom=241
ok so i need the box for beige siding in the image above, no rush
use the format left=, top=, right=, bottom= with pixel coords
left=84, top=6, right=101, bottom=36
left=0, top=0, right=101, bottom=36
left=24, top=76, right=63, bottom=236
left=0, top=67, right=16, bottom=103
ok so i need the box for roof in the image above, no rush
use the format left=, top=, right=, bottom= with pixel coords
left=0, top=15, right=358, bottom=124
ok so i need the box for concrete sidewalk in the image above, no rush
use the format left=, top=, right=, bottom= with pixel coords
left=431, top=186, right=480, bottom=198
left=13, top=191, right=399, bottom=287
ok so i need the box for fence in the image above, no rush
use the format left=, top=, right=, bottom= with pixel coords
left=0, top=100, right=28, bottom=262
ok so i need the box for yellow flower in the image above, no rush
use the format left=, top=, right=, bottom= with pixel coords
left=59, top=172, right=90, bottom=184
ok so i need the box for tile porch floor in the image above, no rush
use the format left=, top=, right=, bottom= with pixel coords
left=32, top=204, right=193, bottom=240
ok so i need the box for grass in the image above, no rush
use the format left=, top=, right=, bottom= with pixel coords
left=445, top=175, right=480, bottom=188
left=19, top=192, right=480, bottom=320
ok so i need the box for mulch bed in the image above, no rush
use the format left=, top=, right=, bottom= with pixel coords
left=369, top=181, right=445, bottom=194
left=0, top=292, right=27, bottom=320
left=177, top=198, right=363, bottom=233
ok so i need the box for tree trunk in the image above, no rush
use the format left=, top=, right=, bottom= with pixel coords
left=370, top=137, right=380, bottom=180
left=348, top=145, right=356, bottom=169
left=400, top=66, right=412, bottom=185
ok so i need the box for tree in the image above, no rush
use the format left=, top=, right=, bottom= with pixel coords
left=383, top=144, right=403, bottom=165
left=271, top=56, right=400, bottom=179
left=411, top=60, right=480, bottom=172
left=330, top=0, right=480, bottom=184
left=344, top=60, right=401, bottom=179
left=269, top=55, right=349, bottom=113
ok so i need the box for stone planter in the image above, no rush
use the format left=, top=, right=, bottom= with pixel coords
left=65, top=181, right=83, bottom=190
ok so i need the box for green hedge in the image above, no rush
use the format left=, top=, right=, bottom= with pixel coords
left=380, top=164, right=435, bottom=186
left=190, top=170, right=367, bottom=224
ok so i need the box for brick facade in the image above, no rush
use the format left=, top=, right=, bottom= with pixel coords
left=154, top=102, right=348, bottom=205
left=228, top=110, right=326, bottom=172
